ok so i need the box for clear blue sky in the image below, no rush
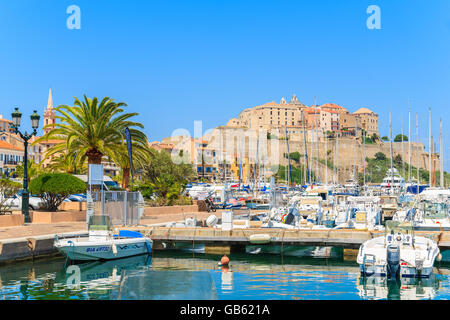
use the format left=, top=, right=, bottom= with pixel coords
left=0, top=0, right=449, bottom=169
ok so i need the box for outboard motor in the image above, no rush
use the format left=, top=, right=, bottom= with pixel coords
left=284, top=207, right=298, bottom=225
left=386, top=244, right=400, bottom=279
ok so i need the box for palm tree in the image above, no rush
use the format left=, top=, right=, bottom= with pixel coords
left=46, top=151, right=87, bottom=174
left=33, top=95, right=148, bottom=177
left=14, top=159, right=42, bottom=182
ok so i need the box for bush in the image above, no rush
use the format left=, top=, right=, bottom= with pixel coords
left=0, top=176, right=21, bottom=214
left=29, top=173, right=86, bottom=211
left=394, top=134, right=408, bottom=142
left=374, top=152, right=386, bottom=161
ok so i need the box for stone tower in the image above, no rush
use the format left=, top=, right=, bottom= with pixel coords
left=43, top=88, right=56, bottom=134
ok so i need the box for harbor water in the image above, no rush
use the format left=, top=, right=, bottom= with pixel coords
left=0, top=250, right=449, bottom=300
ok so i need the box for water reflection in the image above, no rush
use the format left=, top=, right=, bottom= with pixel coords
left=0, top=250, right=448, bottom=300
left=357, top=275, right=442, bottom=300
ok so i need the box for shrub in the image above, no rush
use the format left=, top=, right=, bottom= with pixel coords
left=0, top=176, right=21, bottom=214
left=394, top=134, right=408, bottom=142
left=374, top=152, right=387, bottom=161
left=29, top=173, right=86, bottom=211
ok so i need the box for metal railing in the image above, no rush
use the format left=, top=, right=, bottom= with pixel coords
left=86, top=190, right=145, bottom=226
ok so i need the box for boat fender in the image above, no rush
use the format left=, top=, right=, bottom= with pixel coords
left=249, top=234, right=271, bottom=244
left=437, top=253, right=442, bottom=262
left=111, top=243, right=117, bottom=255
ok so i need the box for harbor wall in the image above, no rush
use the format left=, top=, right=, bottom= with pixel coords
left=144, top=201, right=206, bottom=216
left=0, top=214, right=24, bottom=227
left=0, top=231, right=88, bottom=264
left=31, top=211, right=86, bottom=224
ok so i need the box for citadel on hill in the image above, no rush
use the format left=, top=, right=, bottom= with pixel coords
left=154, top=94, right=440, bottom=184
left=226, top=94, right=379, bottom=138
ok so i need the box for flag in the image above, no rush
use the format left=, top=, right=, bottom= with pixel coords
left=124, top=127, right=133, bottom=180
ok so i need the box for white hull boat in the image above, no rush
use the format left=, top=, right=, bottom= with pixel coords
left=357, top=223, right=440, bottom=279
left=54, top=215, right=152, bottom=261
left=55, top=236, right=152, bottom=261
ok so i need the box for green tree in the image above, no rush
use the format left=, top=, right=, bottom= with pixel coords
left=375, top=152, right=386, bottom=161
left=29, top=173, right=86, bottom=211
left=14, top=159, right=42, bottom=183
left=394, top=134, right=408, bottom=142
left=381, top=136, right=389, bottom=141
left=0, top=176, right=21, bottom=214
left=33, top=95, right=147, bottom=168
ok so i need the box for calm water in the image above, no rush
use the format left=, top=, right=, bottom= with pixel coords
left=0, top=250, right=449, bottom=300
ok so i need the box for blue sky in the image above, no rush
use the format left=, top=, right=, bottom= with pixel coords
left=0, top=0, right=449, bottom=168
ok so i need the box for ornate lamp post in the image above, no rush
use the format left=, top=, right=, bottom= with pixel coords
left=10, top=108, right=40, bottom=223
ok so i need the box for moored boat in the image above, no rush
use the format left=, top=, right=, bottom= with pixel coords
left=54, top=215, right=152, bottom=261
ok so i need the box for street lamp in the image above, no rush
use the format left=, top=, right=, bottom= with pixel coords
left=10, top=108, right=40, bottom=223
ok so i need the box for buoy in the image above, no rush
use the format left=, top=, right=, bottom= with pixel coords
left=437, top=253, right=442, bottom=262
left=219, top=255, right=230, bottom=266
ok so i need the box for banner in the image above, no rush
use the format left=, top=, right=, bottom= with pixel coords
left=124, top=127, right=133, bottom=180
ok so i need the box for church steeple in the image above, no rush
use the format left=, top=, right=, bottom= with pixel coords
left=47, top=88, right=53, bottom=110
left=44, top=88, right=56, bottom=135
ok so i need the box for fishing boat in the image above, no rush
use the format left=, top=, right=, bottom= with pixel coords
left=357, top=222, right=440, bottom=279
left=54, top=215, right=152, bottom=261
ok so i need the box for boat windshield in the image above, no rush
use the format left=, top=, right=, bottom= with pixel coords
left=380, top=197, right=397, bottom=205
left=420, top=202, right=449, bottom=219
left=385, top=220, right=414, bottom=235
left=88, top=215, right=114, bottom=231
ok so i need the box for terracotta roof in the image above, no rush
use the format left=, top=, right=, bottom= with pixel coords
left=0, top=140, right=23, bottom=151
left=354, top=107, right=375, bottom=115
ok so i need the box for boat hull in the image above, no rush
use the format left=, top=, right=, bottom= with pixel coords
left=55, top=237, right=152, bottom=261
left=360, top=264, right=434, bottom=278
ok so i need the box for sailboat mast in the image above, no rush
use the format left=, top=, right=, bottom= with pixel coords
left=389, top=111, right=394, bottom=194
left=416, top=112, right=419, bottom=195
left=301, top=110, right=310, bottom=184
left=429, top=107, right=432, bottom=187
left=325, top=128, right=328, bottom=184
left=314, top=98, right=318, bottom=183
left=408, top=101, right=412, bottom=181
left=440, top=118, right=444, bottom=188
left=285, top=126, right=292, bottom=189
left=363, top=130, right=366, bottom=187
left=336, top=126, right=339, bottom=185
left=401, top=117, right=405, bottom=178
left=354, top=117, right=358, bottom=183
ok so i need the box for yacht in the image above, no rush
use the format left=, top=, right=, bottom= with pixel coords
left=380, top=168, right=405, bottom=194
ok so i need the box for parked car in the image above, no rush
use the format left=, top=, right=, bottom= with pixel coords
left=67, top=194, right=87, bottom=202
left=3, top=194, right=45, bottom=211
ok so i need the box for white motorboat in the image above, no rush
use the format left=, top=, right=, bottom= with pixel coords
left=393, top=200, right=450, bottom=231
left=334, top=196, right=383, bottom=230
left=54, top=215, right=152, bottom=261
left=357, top=222, right=440, bottom=279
